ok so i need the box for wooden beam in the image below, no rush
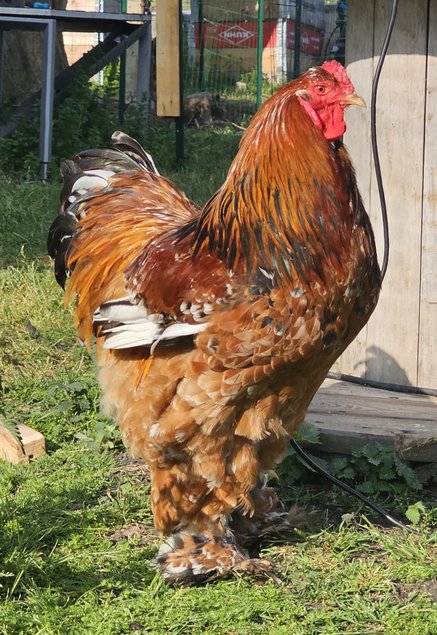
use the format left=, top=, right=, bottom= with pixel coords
left=363, top=0, right=428, bottom=386
left=336, top=0, right=375, bottom=379
left=156, top=0, right=181, bottom=117
left=307, top=380, right=437, bottom=462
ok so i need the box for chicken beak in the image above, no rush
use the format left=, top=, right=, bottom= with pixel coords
left=342, top=93, right=366, bottom=108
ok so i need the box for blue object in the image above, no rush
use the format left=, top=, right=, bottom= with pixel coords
left=32, top=2, right=51, bottom=8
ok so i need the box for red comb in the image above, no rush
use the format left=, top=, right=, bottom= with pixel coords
left=322, top=60, right=354, bottom=91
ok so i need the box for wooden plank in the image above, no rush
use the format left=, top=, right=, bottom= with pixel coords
left=362, top=0, right=428, bottom=385
left=156, top=0, right=181, bottom=117
left=418, top=3, right=437, bottom=389
left=306, top=380, right=437, bottom=461
left=333, top=0, right=375, bottom=377
left=0, top=422, right=45, bottom=465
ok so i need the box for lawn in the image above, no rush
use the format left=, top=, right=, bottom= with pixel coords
left=0, top=126, right=436, bottom=635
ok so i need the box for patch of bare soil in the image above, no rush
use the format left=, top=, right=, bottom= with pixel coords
left=105, top=522, right=156, bottom=546
left=396, top=579, right=437, bottom=603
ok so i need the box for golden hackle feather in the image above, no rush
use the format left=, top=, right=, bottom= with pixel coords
left=194, top=74, right=358, bottom=287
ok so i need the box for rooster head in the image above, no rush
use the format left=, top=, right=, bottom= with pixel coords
left=294, top=60, right=364, bottom=141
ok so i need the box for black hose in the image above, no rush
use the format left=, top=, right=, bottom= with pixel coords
left=371, top=0, right=399, bottom=282
left=327, top=370, right=437, bottom=397
left=290, top=438, right=415, bottom=533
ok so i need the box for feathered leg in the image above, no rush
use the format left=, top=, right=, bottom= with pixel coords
left=149, top=461, right=272, bottom=584
left=99, top=353, right=273, bottom=583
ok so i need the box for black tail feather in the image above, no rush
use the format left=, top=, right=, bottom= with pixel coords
left=47, top=211, right=77, bottom=288
left=48, top=131, right=158, bottom=289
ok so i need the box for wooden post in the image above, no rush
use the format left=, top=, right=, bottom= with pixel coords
left=418, top=3, right=437, bottom=388
left=156, top=0, right=181, bottom=117
left=336, top=0, right=432, bottom=388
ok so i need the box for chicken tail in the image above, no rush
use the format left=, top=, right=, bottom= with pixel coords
left=47, top=132, right=159, bottom=289
left=47, top=131, right=197, bottom=346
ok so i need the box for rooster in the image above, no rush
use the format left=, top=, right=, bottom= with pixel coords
left=48, top=61, right=381, bottom=583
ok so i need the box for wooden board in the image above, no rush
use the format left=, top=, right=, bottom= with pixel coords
left=339, top=0, right=433, bottom=388
left=0, top=421, right=46, bottom=465
left=156, top=0, right=181, bottom=117
left=306, top=379, right=437, bottom=462
left=418, top=2, right=437, bottom=388
left=335, top=0, right=375, bottom=378
left=363, top=0, right=428, bottom=386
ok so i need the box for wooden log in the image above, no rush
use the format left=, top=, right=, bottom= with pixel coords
left=0, top=421, right=46, bottom=465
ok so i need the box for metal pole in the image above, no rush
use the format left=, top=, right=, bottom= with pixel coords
left=198, top=0, right=205, bottom=91
left=176, top=0, right=184, bottom=166
left=256, top=0, right=264, bottom=109
left=0, top=30, right=4, bottom=105
left=293, top=0, right=302, bottom=79
left=39, top=19, right=56, bottom=181
left=119, top=0, right=127, bottom=124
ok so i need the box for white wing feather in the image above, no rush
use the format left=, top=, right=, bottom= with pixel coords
left=94, top=297, right=208, bottom=351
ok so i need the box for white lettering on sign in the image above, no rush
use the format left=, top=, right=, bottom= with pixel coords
left=218, top=25, right=254, bottom=46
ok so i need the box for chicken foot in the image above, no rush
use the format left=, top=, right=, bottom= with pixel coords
left=231, top=484, right=317, bottom=548
left=153, top=528, right=271, bottom=585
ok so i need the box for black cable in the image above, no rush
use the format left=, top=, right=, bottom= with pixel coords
left=290, top=1, right=410, bottom=532
left=327, top=370, right=437, bottom=398
left=322, top=25, right=339, bottom=61
left=290, top=438, right=415, bottom=533
left=371, top=0, right=399, bottom=282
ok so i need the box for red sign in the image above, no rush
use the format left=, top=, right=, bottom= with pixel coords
left=194, top=20, right=324, bottom=56
left=286, top=21, right=324, bottom=56
left=195, top=21, right=275, bottom=49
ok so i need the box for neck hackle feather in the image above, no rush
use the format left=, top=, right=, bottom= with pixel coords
left=192, top=68, right=357, bottom=287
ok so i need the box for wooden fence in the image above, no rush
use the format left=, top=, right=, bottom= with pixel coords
left=335, top=0, right=437, bottom=390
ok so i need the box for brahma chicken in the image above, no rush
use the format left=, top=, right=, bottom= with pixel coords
left=48, top=61, right=381, bottom=583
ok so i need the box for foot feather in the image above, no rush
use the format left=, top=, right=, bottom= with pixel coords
left=154, top=530, right=271, bottom=585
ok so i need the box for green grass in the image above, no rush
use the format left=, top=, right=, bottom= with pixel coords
left=1, top=126, right=436, bottom=635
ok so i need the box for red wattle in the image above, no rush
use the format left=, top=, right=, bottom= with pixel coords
left=298, top=99, right=346, bottom=141
left=319, top=104, right=346, bottom=141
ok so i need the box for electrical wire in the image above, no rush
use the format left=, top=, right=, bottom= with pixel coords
left=327, top=370, right=437, bottom=398
left=371, top=0, right=399, bottom=282
left=290, top=438, right=415, bottom=533
left=291, top=1, right=411, bottom=532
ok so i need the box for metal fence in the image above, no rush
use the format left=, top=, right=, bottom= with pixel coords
left=181, top=1, right=343, bottom=124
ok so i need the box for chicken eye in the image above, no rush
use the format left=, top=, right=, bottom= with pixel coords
left=314, top=85, right=327, bottom=95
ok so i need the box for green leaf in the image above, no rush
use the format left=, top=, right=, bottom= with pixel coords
left=296, top=421, right=320, bottom=445
left=357, top=481, right=376, bottom=495
left=394, top=455, right=423, bottom=490
left=405, top=501, right=426, bottom=525
left=0, top=416, right=24, bottom=453
left=67, top=380, right=86, bottom=393
left=340, top=466, right=356, bottom=480
left=329, top=457, right=349, bottom=474
left=378, top=466, right=396, bottom=481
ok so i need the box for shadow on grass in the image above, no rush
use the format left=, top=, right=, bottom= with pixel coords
left=0, top=452, right=157, bottom=600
